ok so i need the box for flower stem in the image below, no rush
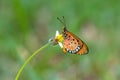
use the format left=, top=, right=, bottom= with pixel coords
left=15, top=43, right=50, bottom=80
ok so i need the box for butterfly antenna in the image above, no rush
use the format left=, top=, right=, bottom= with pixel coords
left=57, top=16, right=67, bottom=28
left=62, top=16, right=67, bottom=29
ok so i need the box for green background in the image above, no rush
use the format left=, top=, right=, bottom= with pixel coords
left=0, top=0, right=120, bottom=80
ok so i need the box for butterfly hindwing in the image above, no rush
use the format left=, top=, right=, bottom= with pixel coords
left=62, top=28, right=88, bottom=55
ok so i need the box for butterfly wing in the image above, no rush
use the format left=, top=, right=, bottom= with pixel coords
left=62, top=29, right=88, bottom=55
left=69, top=31, right=89, bottom=55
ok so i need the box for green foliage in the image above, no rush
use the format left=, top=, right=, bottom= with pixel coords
left=0, top=0, right=120, bottom=80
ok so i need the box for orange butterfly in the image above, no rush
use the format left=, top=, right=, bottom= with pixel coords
left=57, top=17, right=89, bottom=55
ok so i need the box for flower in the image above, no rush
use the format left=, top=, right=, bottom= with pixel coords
left=49, top=30, right=64, bottom=48
left=55, top=30, right=64, bottom=48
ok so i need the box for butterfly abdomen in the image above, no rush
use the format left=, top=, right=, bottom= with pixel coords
left=77, top=42, right=89, bottom=55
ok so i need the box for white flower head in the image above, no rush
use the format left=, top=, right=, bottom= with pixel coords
left=49, top=30, right=64, bottom=48
left=55, top=30, right=63, bottom=48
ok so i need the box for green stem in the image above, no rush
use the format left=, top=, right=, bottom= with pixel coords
left=15, top=43, right=50, bottom=80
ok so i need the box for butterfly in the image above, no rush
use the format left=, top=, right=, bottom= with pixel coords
left=57, top=17, right=89, bottom=55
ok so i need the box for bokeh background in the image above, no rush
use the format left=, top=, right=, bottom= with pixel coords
left=0, top=0, right=120, bottom=80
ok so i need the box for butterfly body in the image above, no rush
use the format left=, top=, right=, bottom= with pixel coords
left=57, top=17, right=89, bottom=55
left=62, top=27, right=89, bottom=55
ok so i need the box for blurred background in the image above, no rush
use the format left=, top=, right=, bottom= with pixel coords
left=0, top=0, right=120, bottom=80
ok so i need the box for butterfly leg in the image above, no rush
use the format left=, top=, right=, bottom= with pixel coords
left=63, top=47, right=67, bottom=54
